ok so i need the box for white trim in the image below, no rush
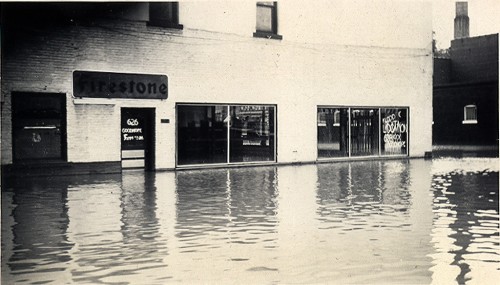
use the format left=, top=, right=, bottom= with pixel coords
left=462, top=119, right=478, bottom=124
left=73, top=98, right=116, bottom=105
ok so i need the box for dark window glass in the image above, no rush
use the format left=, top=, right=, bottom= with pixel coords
left=229, top=105, right=275, bottom=163
left=317, top=108, right=349, bottom=158
left=177, top=105, right=228, bottom=165
left=12, top=93, right=66, bottom=161
left=350, top=108, right=379, bottom=156
left=381, top=108, right=408, bottom=155
left=149, top=2, right=183, bottom=29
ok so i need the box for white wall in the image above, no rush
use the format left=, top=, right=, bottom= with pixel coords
left=1, top=1, right=433, bottom=168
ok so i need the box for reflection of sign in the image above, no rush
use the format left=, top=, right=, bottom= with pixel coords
left=240, top=106, right=263, bottom=112
left=73, top=71, right=168, bottom=99
left=382, top=112, right=407, bottom=148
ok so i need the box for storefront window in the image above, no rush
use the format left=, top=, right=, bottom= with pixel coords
left=381, top=108, right=408, bottom=155
left=350, top=109, right=379, bottom=156
left=229, top=105, right=275, bottom=163
left=317, top=106, right=408, bottom=159
left=317, top=108, right=349, bottom=158
left=177, top=104, right=276, bottom=166
left=177, top=105, right=228, bottom=165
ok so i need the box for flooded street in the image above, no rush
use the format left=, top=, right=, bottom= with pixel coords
left=2, top=158, right=498, bottom=284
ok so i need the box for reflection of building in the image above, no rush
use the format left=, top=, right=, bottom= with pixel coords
left=1, top=2, right=432, bottom=175
left=433, top=2, right=499, bottom=146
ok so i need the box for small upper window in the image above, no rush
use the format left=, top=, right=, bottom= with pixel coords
left=463, top=105, right=478, bottom=124
left=148, top=2, right=183, bottom=29
left=254, top=2, right=282, bottom=40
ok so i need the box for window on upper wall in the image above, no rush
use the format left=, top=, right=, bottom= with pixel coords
left=148, top=2, right=183, bottom=29
left=463, top=105, right=478, bottom=124
left=253, top=2, right=282, bottom=40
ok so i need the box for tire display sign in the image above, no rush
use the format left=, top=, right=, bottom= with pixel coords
left=73, top=71, right=168, bottom=99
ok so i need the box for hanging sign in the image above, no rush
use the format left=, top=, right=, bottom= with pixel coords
left=73, top=71, right=168, bottom=99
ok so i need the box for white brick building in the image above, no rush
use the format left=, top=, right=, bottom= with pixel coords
left=1, top=1, right=433, bottom=175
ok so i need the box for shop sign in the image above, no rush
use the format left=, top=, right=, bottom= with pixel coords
left=73, top=71, right=168, bottom=99
left=121, top=116, right=145, bottom=149
left=382, top=111, right=407, bottom=149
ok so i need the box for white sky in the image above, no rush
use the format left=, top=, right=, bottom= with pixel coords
left=432, top=0, right=500, bottom=49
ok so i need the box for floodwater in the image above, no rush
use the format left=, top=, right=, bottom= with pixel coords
left=1, top=157, right=498, bottom=284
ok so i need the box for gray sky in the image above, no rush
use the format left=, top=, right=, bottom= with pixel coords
left=432, top=0, right=500, bottom=49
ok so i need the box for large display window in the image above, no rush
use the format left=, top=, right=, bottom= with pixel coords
left=177, top=104, right=276, bottom=166
left=350, top=108, right=379, bottom=156
left=317, top=108, right=349, bottom=158
left=317, top=107, right=408, bottom=158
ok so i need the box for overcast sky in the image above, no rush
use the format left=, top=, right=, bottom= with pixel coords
left=432, top=0, right=500, bottom=49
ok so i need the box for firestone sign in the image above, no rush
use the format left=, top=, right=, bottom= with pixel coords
left=73, top=71, right=168, bottom=99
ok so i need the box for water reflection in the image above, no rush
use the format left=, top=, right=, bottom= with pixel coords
left=430, top=158, right=499, bottom=284
left=316, top=161, right=412, bottom=232
left=170, top=168, right=279, bottom=283
left=4, top=177, right=73, bottom=284
left=1, top=158, right=498, bottom=284
left=309, top=160, right=434, bottom=284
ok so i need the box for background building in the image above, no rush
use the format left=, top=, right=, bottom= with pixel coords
left=433, top=2, right=499, bottom=147
left=1, top=1, right=433, bottom=176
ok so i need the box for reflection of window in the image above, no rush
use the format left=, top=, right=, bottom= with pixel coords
left=317, top=112, right=326, bottom=126
left=333, top=110, right=340, bottom=126
left=254, top=2, right=282, bottom=40
left=148, top=2, right=183, bottom=29
left=463, top=105, right=478, bottom=124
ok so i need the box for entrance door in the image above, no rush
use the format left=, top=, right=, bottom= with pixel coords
left=121, top=108, right=155, bottom=171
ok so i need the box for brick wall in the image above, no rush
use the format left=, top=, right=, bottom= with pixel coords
left=1, top=2, right=433, bottom=168
left=433, top=82, right=499, bottom=145
left=450, top=34, right=499, bottom=82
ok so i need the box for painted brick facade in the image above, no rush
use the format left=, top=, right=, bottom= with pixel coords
left=1, top=1, right=433, bottom=171
left=433, top=33, right=499, bottom=146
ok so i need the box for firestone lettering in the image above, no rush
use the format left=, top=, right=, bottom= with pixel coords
left=77, top=80, right=167, bottom=96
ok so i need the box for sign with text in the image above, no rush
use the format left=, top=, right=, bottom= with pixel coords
left=73, top=71, right=168, bottom=99
left=381, top=108, right=408, bottom=155
left=121, top=114, right=145, bottom=150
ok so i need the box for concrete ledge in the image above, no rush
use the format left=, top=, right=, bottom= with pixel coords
left=171, top=156, right=416, bottom=172
left=432, top=144, right=499, bottom=158
left=2, top=161, right=122, bottom=179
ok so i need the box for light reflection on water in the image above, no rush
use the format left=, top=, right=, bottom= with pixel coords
left=1, top=158, right=498, bottom=284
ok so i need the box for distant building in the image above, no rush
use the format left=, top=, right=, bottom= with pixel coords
left=1, top=2, right=433, bottom=176
left=433, top=2, right=499, bottom=146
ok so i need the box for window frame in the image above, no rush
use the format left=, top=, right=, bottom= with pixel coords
left=317, top=106, right=410, bottom=159
left=147, top=2, right=183, bottom=30
left=12, top=92, right=67, bottom=162
left=253, top=2, right=282, bottom=40
left=176, top=103, right=277, bottom=167
left=462, top=104, right=478, bottom=124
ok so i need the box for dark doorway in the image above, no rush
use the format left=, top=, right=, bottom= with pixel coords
left=121, top=108, right=155, bottom=171
left=12, top=92, right=67, bottom=162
